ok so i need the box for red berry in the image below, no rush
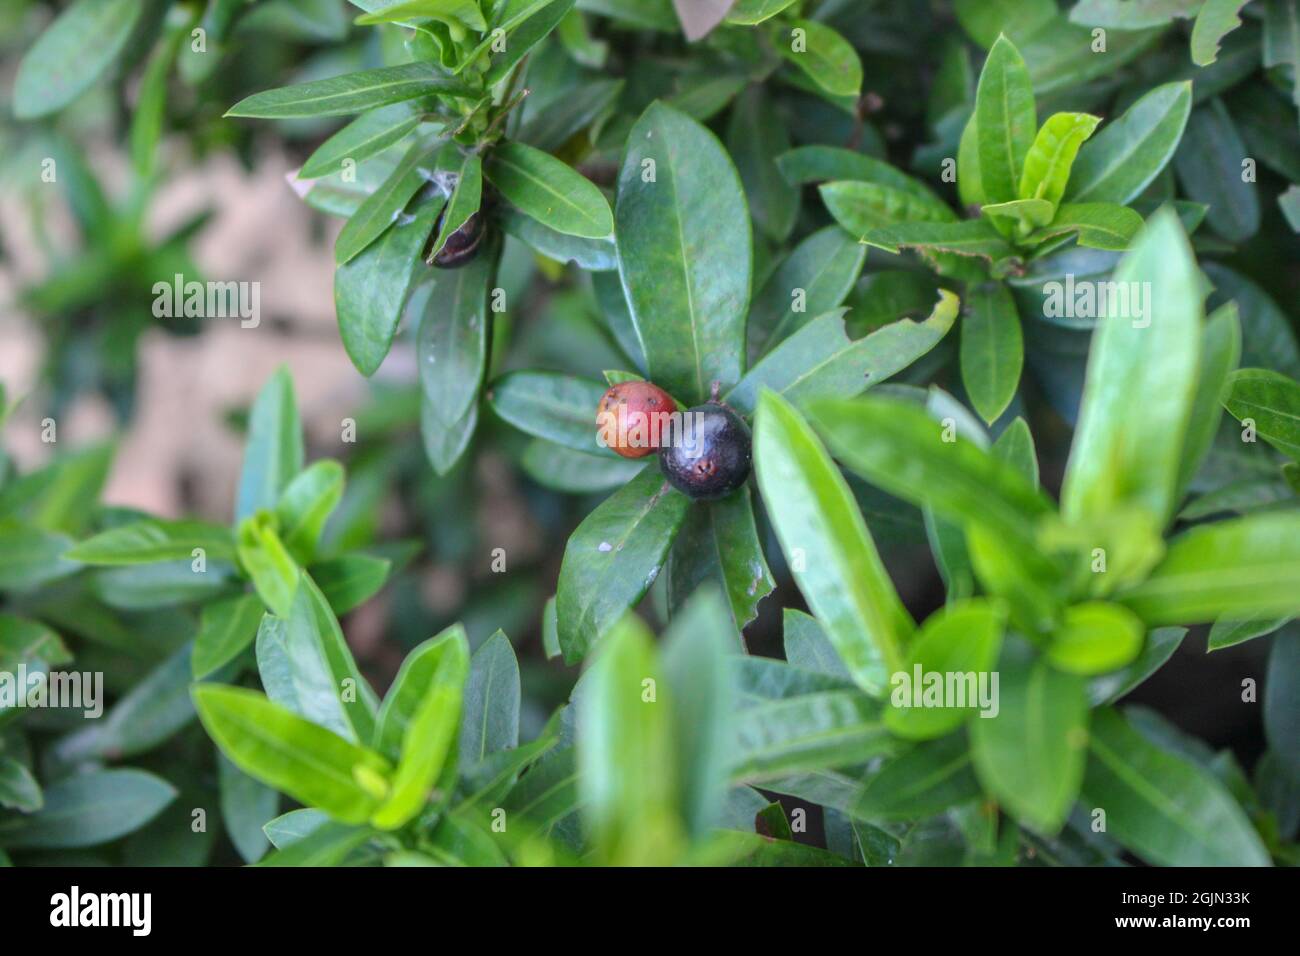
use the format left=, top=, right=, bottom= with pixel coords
left=595, top=381, right=675, bottom=459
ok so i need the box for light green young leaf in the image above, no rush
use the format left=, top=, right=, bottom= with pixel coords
left=778, top=20, right=863, bottom=98
left=819, top=180, right=956, bottom=238
left=67, top=519, right=236, bottom=565
left=236, top=513, right=299, bottom=618
left=1061, top=209, right=1202, bottom=537
left=276, top=460, right=345, bottom=564
left=853, top=733, right=982, bottom=821
left=1046, top=602, right=1145, bottom=675
left=193, top=593, right=265, bottom=679
left=237, top=367, right=304, bottom=521
left=754, top=391, right=913, bottom=694
left=1018, top=112, right=1101, bottom=206
left=1025, top=203, right=1144, bottom=250
left=354, top=0, right=488, bottom=31
left=194, top=685, right=391, bottom=825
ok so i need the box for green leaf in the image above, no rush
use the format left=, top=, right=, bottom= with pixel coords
left=1224, top=368, right=1300, bottom=461
left=237, top=368, right=304, bottom=522
left=1069, top=0, right=1201, bottom=28
left=727, top=85, right=798, bottom=242
left=459, top=631, right=520, bottom=765
left=992, top=417, right=1040, bottom=487
left=778, top=19, right=863, bottom=98
left=726, top=0, right=798, bottom=24
left=754, top=391, right=913, bottom=694
left=129, top=17, right=188, bottom=181
left=969, top=648, right=1088, bottom=834
left=775, top=146, right=936, bottom=196
left=782, top=609, right=850, bottom=678
left=1081, top=707, right=1270, bottom=865
left=1046, top=602, right=1144, bottom=675
left=577, top=615, right=684, bottom=864
left=1025, top=203, right=1144, bottom=250
left=49, top=643, right=196, bottom=766
left=0, top=523, right=79, bottom=592
left=1192, top=0, right=1252, bottom=65
left=498, top=207, right=617, bottom=270
left=853, top=733, right=982, bottom=822
left=1018, top=112, right=1101, bottom=206
left=276, top=461, right=345, bottom=565
left=667, top=487, right=774, bottom=633
left=335, top=200, right=440, bottom=377
left=13, top=0, right=145, bottom=119
left=960, top=282, right=1023, bottom=425
left=429, top=152, right=483, bottom=260
left=219, top=754, right=278, bottom=864
left=981, top=197, right=1054, bottom=234
left=415, top=235, right=495, bottom=469
left=1264, top=626, right=1300, bottom=774
left=954, top=0, right=1057, bottom=46
left=730, top=293, right=959, bottom=417
left=555, top=466, right=689, bottom=663
left=1173, top=101, right=1260, bottom=243
left=311, top=554, right=392, bottom=615
left=819, top=180, right=956, bottom=238
left=1119, top=513, right=1300, bottom=624
left=194, top=685, right=391, bottom=825
left=236, top=513, right=300, bottom=618
left=520, top=440, right=643, bottom=493
left=371, top=627, right=469, bottom=829
left=885, top=599, right=1006, bottom=740
left=1177, top=304, right=1242, bottom=497
left=1066, top=82, right=1193, bottom=205
left=355, top=0, right=488, bottom=30
left=0, top=757, right=41, bottom=813
left=487, top=371, right=610, bottom=455
left=256, top=821, right=372, bottom=866
left=193, top=594, right=265, bottom=679
left=973, top=35, right=1037, bottom=205
left=335, top=142, right=441, bottom=265
left=67, top=519, right=235, bottom=565
left=615, top=102, right=751, bottom=404
left=746, top=225, right=866, bottom=360
left=1061, top=209, right=1203, bottom=542
left=485, top=141, right=612, bottom=238
left=1263, top=0, right=1300, bottom=108
left=661, top=587, right=736, bottom=838
left=227, top=63, right=472, bottom=118
left=0, top=769, right=175, bottom=849
left=1208, top=615, right=1288, bottom=652
left=299, top=101, right=432, bottom=180
left=1089, top=627, right=1185, bottom=704
left=731, top=689, right=893, bottom=781
left=421, top=394, right=479, bottom=476
left=861, top=219, right=1016, bottom=262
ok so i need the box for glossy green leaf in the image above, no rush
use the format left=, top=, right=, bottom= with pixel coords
left=577, top=614, right=684, bottom=864
left=299, top=101, right=432, bottom=180
left=1025, top=203, right=1144, bottom=251
left=1081, top=707, right=1270, bottom=865
left=1066, top=82, right=1193, bottom=205
left=969, top=648, right=1088, bottom=834
left=778, top=19, right=863, bottom=98
left=429, top=152, right=483, bottom=260
left=335, top=142, right=441, bottom=265
left=961, top=282, right=1023, bottom=425
left=1173, top=101, right=1260, bottom=243
left=754, top=391, right=913, bottom=693
left=727, top=85, right=798, bottom=242
left=731, top=689, right=893, bottom=781
left=615, top=102, right=750, bottom=404
left=219, top=754, right=278, bottom=864
left=730, top=293, right=959, bottom=416
left=372, top=627, right=469, bottom=829
left=0, top=523, right=79, bottom=592
left=1061, top=209, right=1202, bottom=539
left=236, top=368, right=304, bottom=522
left=1177, top=304, right=1241, bottom=497
left=555, top=466, right=689, bottom=663
left=227, top=63, right=471, bottom=118
left=861, top=219, right=1015, bottom=262
left=488, top=371, right=610, bottom=455
left=854, top=733, right=982, bottom=821
left=0, top=769, right=174, bottom=849
left=1046, top=602, right=1144, bottom=675
left=355, top=0, right=487, bottom=30
left=67, top=519, right=235, bottom=565
left=335, top=200, right=440, bottom=377
left=1018, top=112, right=1100, bottom=206
left=193, top=593, right=265, bottom=679
left=667, top=488, right=773, bottom=634
left=486, top=141, right=612, bottom=238
left=311, top=554, right=392, bottom=615
left=1119, top=513, right=1300, bottom=624
left=194, top=685, right=390, bottom=825
left=973, top=35, right=1036, bottom=205
left=1224, top=368, right=1300, bottom=461
left=819, top=180, right=956, bottom=238
left=782, top=609, right=850, bottom=678
left=275, top=461, right=345, bottom=565
left=459, top=630, right=520, bottom=765
left=885, top=599, right=1006, bottom=740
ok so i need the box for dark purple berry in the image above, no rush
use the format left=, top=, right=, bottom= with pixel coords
left=659, top=396, right=752, bottom=501
left=426, top=208, right=485, bottom=268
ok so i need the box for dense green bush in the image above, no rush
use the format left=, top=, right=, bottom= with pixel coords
left=1, top=0, right=1299, bottom=867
